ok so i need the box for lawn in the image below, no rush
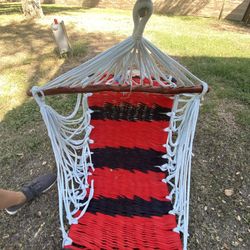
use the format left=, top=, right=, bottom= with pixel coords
left=0, top=3, right=249, bottom=250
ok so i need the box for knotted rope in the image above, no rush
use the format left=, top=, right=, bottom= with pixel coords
left=132, top=0, right=153, bottom=40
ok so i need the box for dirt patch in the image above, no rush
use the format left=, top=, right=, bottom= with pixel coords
left=189, top=98, right=250, bottom=250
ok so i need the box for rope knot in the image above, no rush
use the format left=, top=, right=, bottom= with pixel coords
left=31, top=86, right=45, bottom=103
left=200, top=81, right=209, bottom=97
left=132, top=0, right=153, bottom=40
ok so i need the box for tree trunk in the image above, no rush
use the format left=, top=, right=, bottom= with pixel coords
left=218, top=0, right=226, bottom=20
left=21, top=0, right=44, bottom=18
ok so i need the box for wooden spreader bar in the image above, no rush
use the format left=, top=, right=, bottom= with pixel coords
left=27, top=85, right=209, bottom=97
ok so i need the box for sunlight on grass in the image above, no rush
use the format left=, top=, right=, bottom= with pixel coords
left=0, top=74, right=27, bottom=121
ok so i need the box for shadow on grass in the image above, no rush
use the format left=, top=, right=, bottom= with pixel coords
left=0, top=18, right=124, bottom=119
left=178, top=56, right=250, bottom=105
left=0, top=20, right=58, bottom=96
left=0, top=16, right=125, bottom=177
left=0, top=3, right=23, bottom=15
left=154, top=0, right=210, bottom=16
left=0, top=3, right=86, bottom=15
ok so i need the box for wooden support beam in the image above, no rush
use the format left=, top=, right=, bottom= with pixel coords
left=27, top=85, right=209, bottom=97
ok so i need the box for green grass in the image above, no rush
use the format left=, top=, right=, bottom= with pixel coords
left=71, top=41, right=89, bottom=57
left=0, top=3, right=85, bottom=15
left=144, top=16, right=250, bottom=109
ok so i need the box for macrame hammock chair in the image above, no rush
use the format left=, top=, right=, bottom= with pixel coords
left=29, top=1, right=209, bottom=249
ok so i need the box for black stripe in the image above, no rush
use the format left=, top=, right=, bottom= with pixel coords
left=90, top=103, right=171, bottom=121
left=82, top=197, right=172, bottom=218
left=70, top=243, right=85, bottom=249
left=92, top=147, right=165, bottom=173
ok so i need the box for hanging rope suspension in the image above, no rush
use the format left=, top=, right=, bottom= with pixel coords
left=28, top=0, right=208, bottom=97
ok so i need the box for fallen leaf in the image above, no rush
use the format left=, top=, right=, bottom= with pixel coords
left=224, top=188, right=234, bottom=197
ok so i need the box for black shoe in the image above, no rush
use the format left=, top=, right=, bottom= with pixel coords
left=5, top=173, right=57, bottom=215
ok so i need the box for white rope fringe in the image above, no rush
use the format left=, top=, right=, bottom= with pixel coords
left=32, top=88, right=94, bottom=246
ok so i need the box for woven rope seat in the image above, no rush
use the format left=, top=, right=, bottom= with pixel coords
left=29, top=1, right=209, bottom=249
left=67, top=90, right=182, bottom=250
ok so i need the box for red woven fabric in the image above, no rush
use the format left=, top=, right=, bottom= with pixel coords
left=91, top=120, right=169, bottom=152
left=66, top=92, right=182, bottom=250
left=88, top=92, right=173, bottom=108
left=90, top=168, right=169, bottom=201
left=69, top=214, right=181, bottom=250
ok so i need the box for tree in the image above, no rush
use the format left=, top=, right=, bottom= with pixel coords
left=21, top=0, right=44, bottom=18
left=218, top=0, right=226, bottom=20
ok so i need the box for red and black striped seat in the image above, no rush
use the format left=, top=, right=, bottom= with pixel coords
left=67, top=92, right=182, bottom=250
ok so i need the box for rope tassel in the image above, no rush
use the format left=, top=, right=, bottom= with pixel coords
left=161, top=83, right=207, bottom=249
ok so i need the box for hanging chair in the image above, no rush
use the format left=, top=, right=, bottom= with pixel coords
left=28, top=1, right=209, bottom=249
